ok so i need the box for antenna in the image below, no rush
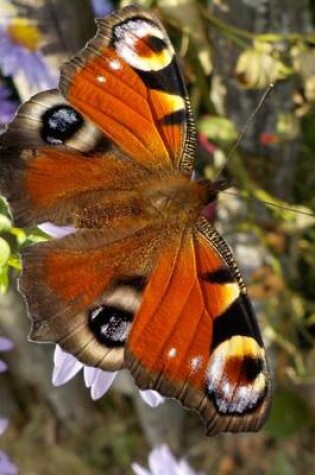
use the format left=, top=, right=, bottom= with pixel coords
left=222, top=189, right=315, bottom=219
left=213, top=83, right=275, bottom=182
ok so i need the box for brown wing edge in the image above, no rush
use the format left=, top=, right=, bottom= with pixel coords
left=126, top=351, right=271, bottom=436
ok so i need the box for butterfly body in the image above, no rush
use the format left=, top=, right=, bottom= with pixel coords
left=0, top=5, right=271, bottom=435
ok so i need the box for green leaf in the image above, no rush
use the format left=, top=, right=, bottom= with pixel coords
left=265, top=387, right=312, bottom=439
left=0, top=237, right=11, bottom=266
left=0, top=213, right=12, bottom=231
left=0, top=264, right=9, bottom=294
left=198, top=116, right=238, bottom=143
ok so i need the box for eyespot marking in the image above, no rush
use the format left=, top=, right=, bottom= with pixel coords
left=206, top=336, right=268, bottom=415
left=41, top=105, right=83, bottom=145
left=113, top=18, right=173, bottom=71
left=88, top=304, right=132, bottom=348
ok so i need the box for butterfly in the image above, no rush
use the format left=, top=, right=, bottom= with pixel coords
left=0, top=5, right=271, bottom=435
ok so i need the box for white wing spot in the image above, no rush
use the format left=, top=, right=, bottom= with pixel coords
left=167, top=347, right=177, bottom=359
left=190, top=355, right=203, bottom=372
left=97, top=75, right=106, bottom=83
left=108, top=59, right=122, bottom=70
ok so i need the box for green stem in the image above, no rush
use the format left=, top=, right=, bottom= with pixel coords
left=201, top=7, right=254, bottom=42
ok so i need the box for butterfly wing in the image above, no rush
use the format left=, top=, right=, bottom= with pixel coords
left=21, top=224, right=164, bottom=370
left=0, top=89, right=156, bottom=227
left=126, top=217, right=271, bottom=435
left=59, top=5, right=195, bottom=174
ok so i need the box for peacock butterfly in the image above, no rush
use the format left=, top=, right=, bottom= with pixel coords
left=0, top=5, right=271, bottom=435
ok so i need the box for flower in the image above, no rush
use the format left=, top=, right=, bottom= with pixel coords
left=52, top=345, right=164, bottom=407
left=132, top=445, right=205, bottom=475
left=0, top=336, right=13, bottom=373
left=0, top=85, right=17, bottom=124
left=0, top=338, right=18, bottom=475
left=91, top=0, right=113, bottom=17
left=0, top=18, right=56, bottom=88
left=235, top=42, right=291, bottom=89
left=0, top=450, right=18, bottom=475
left=38, top=222, right=76, bottom=239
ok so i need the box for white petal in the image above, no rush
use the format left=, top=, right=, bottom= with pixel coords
left=177, top=459, right=201, bottom=475
left=52, top=345, right=83, bottom=386
left=0, top=418, right=8, bottom=436
left=83, top=366, right=99, bottom=388
left=84, top=368, right=117, bottom=400
left=148, top=445, right=178, bottom=475
left=139, top=390, right=165, bottom=408
left=131, top=462, right=152, bottom=475
left=38, top=222, right=76, bottom=238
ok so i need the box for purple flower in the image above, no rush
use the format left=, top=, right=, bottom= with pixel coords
left=0, top=20, right=56, bottom=89
left=91, top=0, right=113, bottom=17
left=0, top=337, right=13, bottom=373
left=53, top=345, right=164, bottom=406
left=132, top=445, right=205, bottom=475
left=0, top=346, right=18, bottom=475
left=0, top=85, right=17, bottom=124
left=0, top=451, right=18, bottom=475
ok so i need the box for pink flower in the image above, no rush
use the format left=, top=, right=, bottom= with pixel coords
left=132, top=445, right=205, bottom=475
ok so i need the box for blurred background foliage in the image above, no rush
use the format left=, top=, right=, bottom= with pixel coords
left=0, top=0, right=315, bottom=473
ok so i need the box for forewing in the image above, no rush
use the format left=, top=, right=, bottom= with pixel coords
left=59, top=5, right=195, bottom=173
left=0, top=90, right=153, bottom=227
left=126, top=218, right=271, bottom=435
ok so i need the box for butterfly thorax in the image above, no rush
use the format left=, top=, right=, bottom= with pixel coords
left=72, top=173, right=211, bottom=231
left=142, top=174, right=210, bottom=226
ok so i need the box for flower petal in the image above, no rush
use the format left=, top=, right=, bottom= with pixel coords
left=91, top=0, right=113, bottom=16
left=38, top=223, right=76, bottom=238
left=131, top=462, right=151, bottom=475
left=0, top=360, right=8, bottom=373
left=0, top=451, right=18, bottom=475
left=52, top=345, right=83, bottom=386
left=0, top=418, right=9, bottom=436
left=139, top=390, right=165, bottom=408
left=83, top=367, right=117, bottom=400
left=148, top=445, right=178, bottom=475
left=0, top=337, right=13, bottom=352
left=177, top=460, right=203, bottom=475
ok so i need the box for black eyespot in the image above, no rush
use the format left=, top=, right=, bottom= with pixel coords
left=88, top=304, right=132, bottom=348
left=41, top=105, right=84, bottom=145
left=243, top=356, right=263, bottom=382
left=145, top=35, right=166, bottom=53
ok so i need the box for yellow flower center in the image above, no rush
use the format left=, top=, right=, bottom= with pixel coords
left=6, top=19, right=42, bottom=52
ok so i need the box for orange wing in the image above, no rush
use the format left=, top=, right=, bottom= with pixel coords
left=126, top=217, right=271, bottom=435
left=0, top=89, right=155, bottom=227
left=21, top=224, right=163, bottom=370
left=59, top=5, right=195, bottom=174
